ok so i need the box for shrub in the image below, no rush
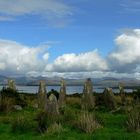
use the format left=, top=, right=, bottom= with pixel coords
left=47, top=89, right=59, bottom=100
left=0, top=88, right=27, bottom=108
left=1, top=87, right=19, bottom=98
left=11, top=115, right=30, bottom=133
left=103, top=88, right=117, bottom=111
left=35, top=109, right=62, bottom=134
left=126, top=107, right=140, bottom=133
left=95, top=94, right=104, bottom=106
left=133, top=88, right=140, bottom=103
left=76, top=112, right=102, bottom=133
left=0, top=97, right=14, bottom=113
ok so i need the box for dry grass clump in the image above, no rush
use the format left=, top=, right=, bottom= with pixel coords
left=126, top=96, right=133, bottom=105
left=0, top=98, right=14, bottom=113
left=126, top=107, right=140, bottom=133
left=77, top=112, right=102, bottom=133
left=47, top=123, right=65, bottom=134
left=115, top=95, right=122, bottom=105
left=35, top=110, right=61, bottom=133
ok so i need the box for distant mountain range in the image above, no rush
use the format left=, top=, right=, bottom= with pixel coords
left=0, top=75, right=140, bottom=88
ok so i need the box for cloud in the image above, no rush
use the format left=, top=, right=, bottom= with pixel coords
left=44, top=28, right=140, bottom=78
left=109, top=29, right=140, bottom=73
left=1, top=29, right=140, bottom=79
left=0, top=0, right=72, bottom=16
left=121, top=0, right=140, bottom=13
left=43, top=53, right=49, bottom=61
left=0, top=0, right=73, bottom=25
left=0, top=39, right=49, bottom=75
left=45, top=50, right=108, bottom=72
left=0, top=16, right=14, bottom=21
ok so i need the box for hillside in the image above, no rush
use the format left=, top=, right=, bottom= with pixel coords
left=0, top=75, right=140, bottom=88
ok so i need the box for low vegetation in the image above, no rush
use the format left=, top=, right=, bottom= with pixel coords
left=0, top=87, right=140, bottom=140
left=126, top=106, right=140, bottom=133
left=76, top=111, right=102, bottom=133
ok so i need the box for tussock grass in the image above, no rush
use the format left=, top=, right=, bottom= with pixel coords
left=126, top=106, right=140, bottom=133
left=76, top=112, right=102, bottom=133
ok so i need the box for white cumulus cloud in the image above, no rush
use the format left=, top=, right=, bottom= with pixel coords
left=45, top=50, right=108, bottom=72
left=0, top=39, right=49, bottom=75
left=2, top=29, right=140, bottom=79
left=109, top=29, right=140, bottom=73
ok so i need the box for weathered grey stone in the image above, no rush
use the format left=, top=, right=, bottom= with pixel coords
left=38, top=80, right=47, bottom=109
left=8, top=79, right=16, bottom=90
left=82, top=78, right=95, bottom=110
left=59, top=79, right=66, bottom=108
left=0, top=92, right=1, bottom=101
left=119, top=83, right=126, bottom=105
left=38, top=80, right=46, bottom=94
left=13, top=105, right=22, bottom=111
left=46, top=94, right=59, bottom=115
left=103, top=88, right=117, bottom=110
left=83, top=78, right=93, bottom=94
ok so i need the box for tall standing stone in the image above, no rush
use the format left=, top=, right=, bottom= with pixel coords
left=8, top=79, right=16, bottom=91
left=103, top=88, right=117, bottom=110
left=119, top=83, right=126, bottom=105
left=38, top=80, right=47, bottom=109
left=59, top=79, right=66, bottom=108
left=0, top=89, right=1, bottom=106
left=82, top=78, right=95, bottom=110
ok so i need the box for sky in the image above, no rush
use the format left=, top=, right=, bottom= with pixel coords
left=0, top=0, right=140, bottom=79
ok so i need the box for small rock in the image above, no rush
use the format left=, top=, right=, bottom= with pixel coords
left=13, top=105, right=22, bottom=111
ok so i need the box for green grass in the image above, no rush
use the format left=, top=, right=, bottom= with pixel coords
left=0, top=107, right=140, bottom=140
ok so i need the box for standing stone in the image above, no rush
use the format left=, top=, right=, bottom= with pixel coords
left=0, top=90, right=1, bottom=106
left=8, top=79, right=16, bottom=90
left=46, top=94, right=59, bottom=115
left=82, top=78, right=95, bottom=110
left=58, top=79, right=66, bottom=108
left=84, top=78, right=93, bottom=94
left=103, top=88, right=117, bottom=110
left=119, top=83, right=126, bottom=105
left=38, top=80, right=47, bottom=109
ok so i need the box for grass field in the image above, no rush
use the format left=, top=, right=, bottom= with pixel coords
left=0, top=105, right=140, bottom=140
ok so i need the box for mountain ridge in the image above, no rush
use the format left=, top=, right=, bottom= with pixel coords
left=0, top=75, right=140, bottom=88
